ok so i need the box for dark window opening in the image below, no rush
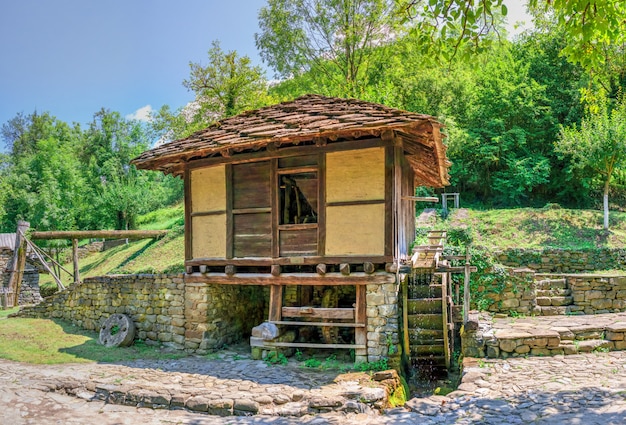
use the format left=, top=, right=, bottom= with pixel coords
left=279, top=172, right=318, bottom=224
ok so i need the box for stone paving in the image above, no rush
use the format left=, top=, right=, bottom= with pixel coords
left=464, top=310, right=626, bottom=359
left=1, top=347, right=625, bottom=424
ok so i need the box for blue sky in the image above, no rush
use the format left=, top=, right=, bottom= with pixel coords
left=0, top=0, right=264, bottom=130
left=0, top=0, right=530, bottom=137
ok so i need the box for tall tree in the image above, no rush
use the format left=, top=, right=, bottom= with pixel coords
left=256, top=0, right=398, bottom=97
left=556, top=96, right=626, bottom=229
left=151, top=41, right=270, bottom=142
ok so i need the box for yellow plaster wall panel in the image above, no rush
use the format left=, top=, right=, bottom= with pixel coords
left=325, top=204, right=385, bottom=255
left=326, top=147, right=385, bottom=203
left=190, top=165, right=226, bottom=213
left=191, top=214, right=226, bottom=258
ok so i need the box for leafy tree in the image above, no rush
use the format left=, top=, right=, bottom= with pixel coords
left=556, top=96, right=626, bottom=229
left=151, top=41, right=271, bottom=142
left=402, top=0, right=625, bottom=75
left=256, top=0, right=398, bottom=97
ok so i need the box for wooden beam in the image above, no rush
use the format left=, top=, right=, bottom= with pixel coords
left=269, top=320, right=364, bottom=327
left=30, top=230, right=167, bottom=240
left=363, top=262, right=375, bottom=274
left=225, top=265, right=236, bottom=276
left=184, top=272, right=395, bottom=286
left=339, top=263, right=350, bottom=276
left=271, top=265, right=281, bottom=277
left=185, top=255, right=392, bottom=267
left=251, top=341, right=366, bottom=350
left=316, top=263, right=327, bottom=275
left=282, top=306, right=354, bottom=320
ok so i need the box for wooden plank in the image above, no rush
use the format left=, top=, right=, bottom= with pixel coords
left=282, top=307, right=354, bottom=320
left=279, top=228, right=317, bottom=257
left=269, top=321, right=365, bottom=327
left=269, top=285, right=283, bottom=322
left=441, top=272, right=450, bottom=369
left=72, top=238, right=80, bottom=284
left=251, top=341, right=366, bottom=350
left=232, top=161, right=271, bottom=209
left=233, top=212, right=272, bottom=257
left=278, top=154, right=318, bottom=168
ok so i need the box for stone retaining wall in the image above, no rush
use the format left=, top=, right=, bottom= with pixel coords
left=1, top=248, right=43, bottom=306
left=495, top=248, right=626, bottom=273
left=19, top=274, right=265, bottom=353
left=480, top=271, right=626, bottom=316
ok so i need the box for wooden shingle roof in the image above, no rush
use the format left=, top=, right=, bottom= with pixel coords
left=132, top=94, right=450, bottom=187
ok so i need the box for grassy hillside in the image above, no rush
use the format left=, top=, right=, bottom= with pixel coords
left=439, top=205, right=626, bottom=250
left=39, top=204, right=185, bottom=288
left=40, top=203, right=626, bottom=290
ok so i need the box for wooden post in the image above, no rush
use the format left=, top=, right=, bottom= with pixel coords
left=271, top=265, right=281, bottom=277
left=268, top=284, right=283, bottom=322
left=7, top=220, right=30, bottom=306
left=463, top=248, right=471, bottom=324
left=355, top=284, right=367, bottom=361
left=363, top=262, right=375, bottom=274
left=72, top=238, right=80, bottom=284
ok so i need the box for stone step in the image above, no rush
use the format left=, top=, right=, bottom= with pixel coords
left=536, top=289, right=571, bottom=297
left=574, top=339, right=613, bottom=353
left=536, top=296, right=573, bottom=307
left=408, top=314, right=443, bottom=330
left=407, top=299, right=442, bottom=314
left=535, top=278, right=567, bottom=290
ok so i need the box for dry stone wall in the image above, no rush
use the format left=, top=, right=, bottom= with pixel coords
left=479, top=271, right=626, bottom=316
left=495, top=248, right=626, bottom=273
left=19, top=274, right=265, bottom=353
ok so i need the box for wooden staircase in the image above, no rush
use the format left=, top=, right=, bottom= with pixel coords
left=404, top=231, right=452, bottom=373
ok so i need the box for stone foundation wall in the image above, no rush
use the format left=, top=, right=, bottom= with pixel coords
left=366, top=281, right=401, bottom=367
left=480, top=271, right=626, bottom=316
left=495, top=248, right=626, bottom=273
left=19, top=274, right=265, bottom=353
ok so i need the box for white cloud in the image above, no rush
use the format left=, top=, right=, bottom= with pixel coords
left=126, top=105, right=153, bottom=122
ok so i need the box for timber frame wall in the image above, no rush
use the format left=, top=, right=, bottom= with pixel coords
left=183, top=136, right=415, bottom=273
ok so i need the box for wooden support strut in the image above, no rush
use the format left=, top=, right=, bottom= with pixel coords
left=7, top=221, right=30, bottom=307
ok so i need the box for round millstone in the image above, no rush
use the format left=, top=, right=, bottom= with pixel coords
left=99, top=314, right=136, bottom=347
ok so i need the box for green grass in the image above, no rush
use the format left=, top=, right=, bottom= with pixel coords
left=0, top=307, right=19, bottom=319
left=430, top=206, right=626, bottom=250
left=0, top=317, right=185, bottom=364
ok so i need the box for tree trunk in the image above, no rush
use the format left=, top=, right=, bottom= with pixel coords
left=604, top=178, right=610, bottom=230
